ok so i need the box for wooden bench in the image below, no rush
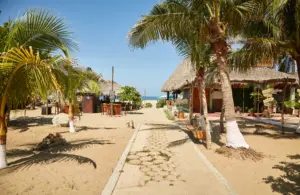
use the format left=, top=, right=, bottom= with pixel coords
left=186, top=125, right=206, bottom=140
left=254, top=124, right=275, bottom=133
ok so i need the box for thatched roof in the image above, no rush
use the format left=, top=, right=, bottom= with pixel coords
left=161, top=60, right=297, bottom=92
left=230, top=68, right=296, bottom=84
left=161, top=59, right=197, bottom=92
left=99, top=79, right=122, bottom=96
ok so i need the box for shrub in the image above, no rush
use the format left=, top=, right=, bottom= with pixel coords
left=164, top=109, right=175, bottom=120
left=156, top=99, right=166, bottom=108
left=175, top=98, right=189, bottom=112
left=145, top=102, right=153, bottom=108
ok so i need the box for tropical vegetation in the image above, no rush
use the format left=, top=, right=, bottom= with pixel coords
left=127, top=0, right=258, bottom=148
left=0, top=9, right=78, bottom=168
left=119, top=86, right=142, bottom=103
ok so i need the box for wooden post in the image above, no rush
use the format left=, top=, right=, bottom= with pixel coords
left=111, top=66, right=114, bottom=116
left=167, top=92, right=170, bottom=100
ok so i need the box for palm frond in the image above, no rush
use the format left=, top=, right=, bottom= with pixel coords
left=5, top=9, right=78, bottom=56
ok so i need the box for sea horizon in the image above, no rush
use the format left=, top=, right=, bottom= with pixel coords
left=141, top=96, right=160, bottom=100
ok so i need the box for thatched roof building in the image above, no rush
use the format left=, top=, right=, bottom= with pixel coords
left=161, top=59, right=297, bottom=92
left=99, top=79, right=122, bottom=96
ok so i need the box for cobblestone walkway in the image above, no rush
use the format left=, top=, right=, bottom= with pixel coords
left=111, top=109, right=234, bottom=195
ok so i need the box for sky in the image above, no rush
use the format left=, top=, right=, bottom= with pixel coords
left=0, top=0, right=184, bottom=96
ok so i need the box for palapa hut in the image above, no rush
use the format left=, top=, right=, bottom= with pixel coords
left=99, top=79, right=122, bottom=98
left=161, top=59, right=298, bottom=113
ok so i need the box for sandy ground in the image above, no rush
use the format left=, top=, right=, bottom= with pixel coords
left=196, top=119, right=300, bottom=195
left=0, top=106, right=157, bottom=195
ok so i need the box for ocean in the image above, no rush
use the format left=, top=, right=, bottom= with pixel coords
left=142, top=96, right=159, bottom=100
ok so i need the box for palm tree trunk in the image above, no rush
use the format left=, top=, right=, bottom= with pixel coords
left=189, top=82, right=194, bottom=124
left=0, top=116, right=7, bottom=168
left=198, top=68, right=212, bottom=149
left=208, top=21, right=249, bottom=148
left=220, top=102, right=225, bottom=133
left=69, top=102, right=75, bottom=133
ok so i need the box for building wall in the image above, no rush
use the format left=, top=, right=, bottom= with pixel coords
left=192, top=87, right=212, bottom=113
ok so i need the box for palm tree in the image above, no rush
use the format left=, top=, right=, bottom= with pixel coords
left=58, top=63, right=88, bottom=133
left=0, top=9, right=77, bottom=168
left=0, top=47, right=64, bottom=168
left=128, top=0, right=254, bottom=148
left=233, top=0, right=300, bottom=77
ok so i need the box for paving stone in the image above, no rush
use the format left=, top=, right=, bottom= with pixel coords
left=142, top=161, right=153, bottom=166
left=154, top=155, right=167, bottom=161
left=137, top=152, right=149, bottom=157
left=153, top=159, right=164, bottom=165
left=140, top=156, right=153, bottom=162
left=152, top=175, right=162, bottom=182
left=167, top=175, right=177, bottom=181
left=140, top=167, right=151, bottom=173
left=146, top=171, right=158, bottom=177
left=127, top=155, right=139, bottom=160
left=150, top=165, right=161, bottom=172
left=128, top=159, right=142, bottom=165
left=149, top=151, right=160, bottom=156
left=159, top=171, right=169, bottom=177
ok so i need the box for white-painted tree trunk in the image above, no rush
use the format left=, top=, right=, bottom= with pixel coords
left=69, top=120, right=75, bottom=133
left=0, top=144, right=7, bottom=168
left=226, top=121, right=249, bottom=148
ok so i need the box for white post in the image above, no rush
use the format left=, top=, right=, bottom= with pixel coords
left=69, top=120, right=75, bottom=133
left=0, top=145, right=7, bottom=168
left=291, top=87, right=296, bottom=115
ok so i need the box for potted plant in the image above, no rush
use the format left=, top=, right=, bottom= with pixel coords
left=248, top=108, right=254, bottom=116
left=177, top=107, right=185, bottom=119
left=175, top=98, right=188, bottom=119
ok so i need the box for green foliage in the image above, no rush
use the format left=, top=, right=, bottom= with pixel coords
left=145, top=102, right=152, bottom=108
left=163, top=109, right=174, bottom=120
left=0, top=9, right=76, bottom=111
left=85, top=67, right=102, bottom=82
left=248, top=108, right=254, bottom=113
left=119, top=86, right=141, bottom=103
left=86, top=80, right=101, bottom=96
left=156, top=99, right=166, bottom=108
left=175, top=99, right=189, bottom=113
left=284, top=100, right=300, bottom=109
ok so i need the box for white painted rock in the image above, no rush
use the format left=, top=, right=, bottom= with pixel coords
left=296, top=126, right=300, bottom=134
left=52, top=113, right=69, bottom=126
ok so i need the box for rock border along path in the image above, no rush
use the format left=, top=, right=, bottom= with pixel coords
left=102, top=108, right=235, bottom=195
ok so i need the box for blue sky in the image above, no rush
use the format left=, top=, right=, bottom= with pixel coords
left=0, top=0, right=183, bottom=96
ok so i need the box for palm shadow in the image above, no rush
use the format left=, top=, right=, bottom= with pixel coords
left=76, top=126, right=117, bottom=132
left=9, top=117, right=53, bottom=133
left=263, top=154, right=300, bottom=194
left=1, top=139, right=113, bottom=175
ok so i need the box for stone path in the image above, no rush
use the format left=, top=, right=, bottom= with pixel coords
left=107, top=108, right=234, bottom=195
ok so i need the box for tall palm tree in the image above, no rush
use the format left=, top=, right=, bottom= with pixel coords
left=128, top=0, right=255, bottom=148
left=0, top=9, right=77, bottom=168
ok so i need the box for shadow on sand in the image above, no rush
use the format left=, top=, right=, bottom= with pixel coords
left=263, top=154, right=300, bottom=194
left=0, top=139, right=114, bottom=175
left=9, top=117, right=53, bottom=133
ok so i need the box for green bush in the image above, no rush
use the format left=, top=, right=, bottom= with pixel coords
left=156, top=99, right=166, bottom=108
left=164, top=109, right=175, bottom=120
left=145, top=102, right=153, bottom=108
